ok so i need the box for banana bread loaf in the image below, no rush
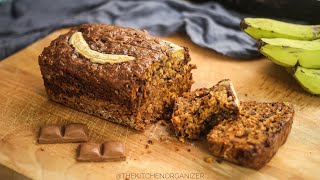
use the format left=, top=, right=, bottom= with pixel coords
left=171, top=79, right=240, bottom=142
left=207, top=101, right=294, bottom=169
left=39, top=24, right=196, bottom=130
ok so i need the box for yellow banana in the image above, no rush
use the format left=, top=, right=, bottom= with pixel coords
left=69, top=32, right=135, bottom=64
left=257, top=38, right=320, bottom=69
left=241, top=18, right=320, bottom=40
left=293, top=66, right=320, bottom=95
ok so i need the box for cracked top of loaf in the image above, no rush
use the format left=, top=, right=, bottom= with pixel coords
left=40, top=24, right=178, bottom=80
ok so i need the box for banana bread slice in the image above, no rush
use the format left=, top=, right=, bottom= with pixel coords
left=207, top=101, right=294, bottom=169
left=171, top=79, right=240, bottom=142
left=39, top=24, right=195, bottom=130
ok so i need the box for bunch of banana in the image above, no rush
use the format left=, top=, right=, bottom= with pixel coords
left=241, top=18, right=320, bottom=95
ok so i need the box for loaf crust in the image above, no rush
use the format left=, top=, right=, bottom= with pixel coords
left=39, top=24, right=195, bottom=130
left=207, top=101, right=294, bottom=169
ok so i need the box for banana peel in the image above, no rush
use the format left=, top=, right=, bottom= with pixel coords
left=257, top=38, right=320, bottom=69
left=241, top=18, right=320, bottom=41
left=293, top=66, right=320, bottom=95
left=163, top=40, right=185, bottom=60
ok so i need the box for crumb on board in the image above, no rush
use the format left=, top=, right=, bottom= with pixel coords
left=40, top=148, right=44, bottom=151
left=216, top=158, right=223, bottom=164
left=187, top=148, right=191, bottom=152
left=175, top=146, right=179, bottom=151
left=145, top=144, right=149, bottom=149
left=159, top=134, right=168, bottom=141
left=204, top=157, right=213, bottom=163
left=147, top=140, right=154, bottom=145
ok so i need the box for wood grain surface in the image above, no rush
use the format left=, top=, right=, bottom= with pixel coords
left=0, top=29, right=319, bottom=180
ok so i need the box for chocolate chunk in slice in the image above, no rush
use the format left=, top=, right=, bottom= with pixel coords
left=77, top=141, right=126, bottom=162
left=207, top=101, right=294, bottom=169
left=38, top=123, right=89, bottom=144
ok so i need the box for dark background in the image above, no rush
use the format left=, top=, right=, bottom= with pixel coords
left=1, top=0, right=319, bottom=61
left=216, top=0, right=320, bottom=24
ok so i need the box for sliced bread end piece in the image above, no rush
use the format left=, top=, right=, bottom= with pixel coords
left=207, top=101, right=294, bottom=169
left=171, top=79, right=240, bottom=142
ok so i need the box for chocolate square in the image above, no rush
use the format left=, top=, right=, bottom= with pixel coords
left=77, top=143, right=102, bottom=162
left=102, top=141, right=126, bottom=161
left=38, top=123, right=89, bottom=144
left=38, top=125, right=62, bottom=144
left=76, top=141, right=126, bottom=162
left=64, top=123, right=89, bottom=142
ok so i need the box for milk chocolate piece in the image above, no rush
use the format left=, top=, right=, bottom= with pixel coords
left=38, top=123, right=88, bottom=144
left=102, top=141, right=126, bottom=161
left=77, top=143, right=102, bottom=162
left=77, top=141, right=126, bottom=162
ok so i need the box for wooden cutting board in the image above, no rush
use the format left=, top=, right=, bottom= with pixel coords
left=0, top=29, right=319, bottom=180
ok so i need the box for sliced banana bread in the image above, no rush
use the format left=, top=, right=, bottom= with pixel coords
left=207, top=101, right=294, bottom=169
left=171, top=79, right=240, bottom=142
left=39, top=24, right=195, bottom=130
